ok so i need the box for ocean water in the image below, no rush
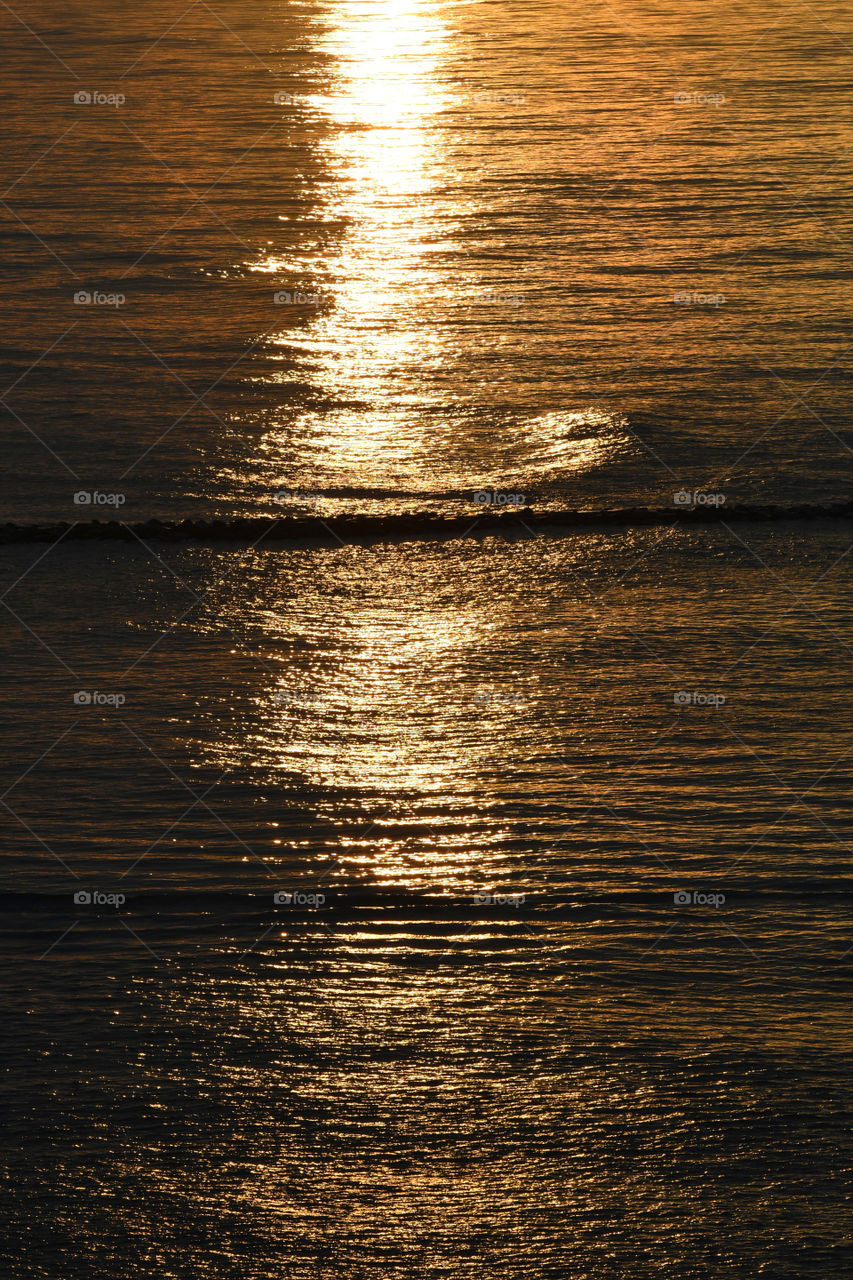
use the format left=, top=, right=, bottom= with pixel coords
left=2, top=1, right=852, bottom=1277
left=3, top=0, right=853, bottom=521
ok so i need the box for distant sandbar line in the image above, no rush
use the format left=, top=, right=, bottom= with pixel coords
left=1, top=501, right=851, bottom=548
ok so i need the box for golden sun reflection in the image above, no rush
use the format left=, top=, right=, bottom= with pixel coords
left=244, top=0, right=633, bottom=495
left=266, top=598, right=490, bottom=796
left=257, top=0, right=454, bottom=474
left=522, top=408, right=633, bottom=473
left=209, top=4, right=636, bottom=891
left=254, top=591, right=504, bottom=887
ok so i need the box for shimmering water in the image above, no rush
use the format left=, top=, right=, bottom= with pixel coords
left=3, top=0, right=853, bottom=520
left=2, top=1, right=852, bottom=1276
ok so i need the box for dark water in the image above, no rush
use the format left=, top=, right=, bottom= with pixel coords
left=2, top=1, right=852, bottom=1276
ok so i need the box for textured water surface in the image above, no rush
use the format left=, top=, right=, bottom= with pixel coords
left=2, top=0, right=852, bottom=520
left=2, top=1, right=852, bottom=1276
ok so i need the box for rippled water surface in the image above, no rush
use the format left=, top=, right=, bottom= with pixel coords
left=2, top=1, right=852, bottom=1276
left=3, top=0, right=853, bottom=519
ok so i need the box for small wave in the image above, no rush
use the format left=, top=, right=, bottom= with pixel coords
left=1, top=500, right=851, bottom=549
left=1, top=881, right=851, bottom=920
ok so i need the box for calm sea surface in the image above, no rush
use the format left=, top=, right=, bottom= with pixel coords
left=1, top=1, right=852, bottom=1276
